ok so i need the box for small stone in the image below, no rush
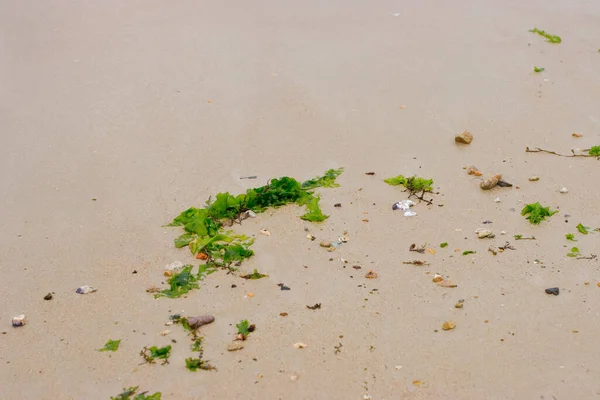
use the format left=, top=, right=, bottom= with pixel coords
left=294, top=342, right=308, bottom=349
left=290, top=374, right=299, bottom=381
left=466, top=165, right=482, bottom=176
left=442, top=321, right=456, bottom=330
left=75, top=285, right=97, bottom=294
left=320, top=241, right=331, bottom=248
left=475, top=228, right=495, bottom=239
left=545, top=287, right=560, bottom=296
left=260, top=229, right=271, bottom=236
left=365, top=270, right=378, bottom=279
left=494, top=197, right=501, bottom=203
left=559, top=187, right=568, bottom=194
left=432, top=274, right=443, bottom=283
left=455, top=131, right=473, bottom=144
left=455, top=302, right=463, bottom=309
left=228, top=342, right=244, bottom=351
left=439, top=280, right=457, bottom=288
left=187, top=315, right=215, bottom=329
left=306, top=234, right=316, bottom=241
left=480, top=174, right=501, bottom=190
left=43, top=293, right=53, bottom=300
left=529, top=176, right=539, bottom=181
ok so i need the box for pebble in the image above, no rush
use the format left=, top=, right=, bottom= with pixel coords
left=442, top=321, right=456, bottom=330
left=529, top=176, right=539, bottom=181
left=260, top=229, right=271, bottom=237
left=475, top=228, right=495, bottom=239
left=480, top=174, right=501, bottom=190
left=43, top=293, right=53, bottom=300
left=227, top=342, right=244, bottom=351
left=320, top=241, right=331, bottom=248
left=75, top=285, right=97, bottom=294
left=294, top=342, right=308, bottom=349
left=455, top=131, right=473, bottom=144
left=545, top=287, right=560, bottom=296
left=494, top=197, right=501, bottom=203
left=560, top=187, right=568, bottom=194
left=455, top=302, right=464, bottom=309
left=188, top=315, right=215, bottom=329
left=12, top=315, right=26, bottom=327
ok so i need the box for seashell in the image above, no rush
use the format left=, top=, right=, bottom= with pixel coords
left=455, top=131, right=473, bottom=144
left=12, top=314, right=26, bottom=327
left=187, top=315, right=215, bottom=329
left=320, top=241, right=331, bottom=248
left=75, top=285, right=97, bottom=294
left=559, top=187, right=568, bottom=193
left=466, top=165, right=482, bottom=176
left=293, top=342, right=308, bottom=349
left=442, top=321, right=456, bottom=330
left=475, top=228, right=495, bottom=239
left=480, top=174, right=502, bottom=190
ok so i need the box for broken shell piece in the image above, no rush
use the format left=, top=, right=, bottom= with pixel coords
left=242, top=210, right=256, bottom=219
left=290, top=374, right=299, bottom=381
left=475, top=228, right=495, bottom=239
left=442, top=321, right=456, bottom=330
left=560, top=187, right=568, bottom=194
left=455, top=131, right=473, bottom=144
left=494, top=197, right=501, bottom=203
left=188, top=315, right=215, bottom=329
left=432, top=274, right=443, bottom=283
left=294, top=342, right=308, bottom=349
left=160, top=330, right=171, bottom=336
left=466, top=165, right=482, bottom=176
left=12, top=314, right=26, bottom=327
left=320, top=241, right=331, bottom=248
left=338, top=236, right=349, bottom=243
left=365, top=270, right=378, bottom=279
left=228, top=342, right=244, bottom=351
left=439, top=280, right=457, bottom=288
left=75, top=285, right=97, bottom=294
left=392, top=199, right=415, bottom=211
left=480, top=174, right=501, bottom=190
left=529, top=176, right=540, bottom=182
left=260, top=229, right=271, bottom=237
left=306, top=233, right=316, bottom=241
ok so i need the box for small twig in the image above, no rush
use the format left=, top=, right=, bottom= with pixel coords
left=576, top=254, right=597, bottom=260
left=514, top=235, right=536, bottom=240
left=334, top=343, right=343, bottom=355
left=408, top=190, right=433, bottom=205
left=402, top=260, right=430, bottom=266
left=499, top=242, right=516, bottom=251
left=526, top=146, right=596, bottom=158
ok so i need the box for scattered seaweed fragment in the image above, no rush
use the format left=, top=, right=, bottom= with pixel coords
left=306, top=303, right=322, bottom=310
left=462, top=250, right=476, bottom=255
left=140, top=345, right=171, bottom=365
left=567, top=247, right=580, bottom=258
left=521, top=202, right=557, bottom=225
left=169, top=169, right=343, bottom=276
left=402, top=260, right=430, bottom=266
left=533, top=66, right=545, bottom=73
left=526, top=146, right=600, bottom=158
left=98, top=339, right=121, bottom=352
left=565, top=233, right=576, bottom=241
left=384, top=174, right=434, bottom=204
left=154, top=265, right=217, bottom=299
left=514, top=234, right=536, bottom=240
left=185, top=355, right=216, bottom=372
left=577, top=223, right=589, bottom=235
left=110, top=386, right=161, bottom=400
left=236, top=319, right=255, bottom=340
left=240, top=269, right=268, bottom=279
left=529, top=27, right=562, bottom=43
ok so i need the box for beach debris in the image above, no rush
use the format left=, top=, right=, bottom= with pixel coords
left=442, top=321, right=456, bottom=330
left=402, top=260, right=430, bottom=266
left=240, top=176, right=257, bottom=180
left=155, top=265, right=209, bottom=298
left=293, top=342, right=308, bottom=349
left=365, top=270, right=378, bottom=279
left=12, top=314, right=26, bottom=327
left=235, top=319, right=255, bottom=341
left=290, top=373, right=299, bottom=381
left=195, top=252, right=209, bottom=260
left=227, top=342, right=244, bottom=351
left=259, top=229, right=271, bottom=237
left=146, top=286, right=160, bottom=294
left=240, top=269, right=268, bottom=279
left=533, top=66, right=545, bottom=73
left=475, top=228, right=495, bottom=239
left=545, top=287, right=560, bottom=296
left=526, top=146, right=600, bottom=158
left=43, top=293, right=53, bottom=300
left=494, top=197, right=501, bottom=203
left=75, top=285, right=97, bottom=294
left=455, top=300, right=464, bottom=308
left=334, top=343, right=343, bottom=354
left=334, top=203, right=342, bottom=207
left=306, top=303, right=322, bottom=310
left=164, top=261, right=184, bottom=275
left=576, top=254, right=597, bottom=260
left=466, top=165, right=482, bottom=176
left=392, top=199, right=416, bottom=212
left=522, top=202, right=557, bottom=224
left=529, top=176, right=540, bottom=181
left=432, top=274, right=443, bottom=283
left=560, top=187, right=569, bottom=193
left=320, top=240, right=332, bottom=248
left=338, top=236, right=349, bottom=243
left=497, top=179, right=513, bottom=187
left=353, top=265, right=362, bottom=270
left=110, top=386, right=161, bottom=400
left=566, top=233, right=576, bottom=241
left=187, top=315, right=215, bottom=330
left=439, top=280, right=457, bottom=288
left=488, top=246, right=498, bottom=256
left=277, top=283, right=291, bottom=290
left=140, top=345, right=172, bottom=365
left=159, top=330, right=171, bottom=336
left=280, top=312, right=288, bottom=317
left=455, top=131, right=473, bottom=144
left=498, top=242, right=516, bottom=251
left=365, top=172, right=376, bottom=175
left=404, top=210, right=417, bottom=217
left=185, top=355, right=216, bottom=372
left=529, top=27, right=561, bottom=43
left=386, top=175, right=434, bottom=204
left=409, top=243, right=426, bottom=254
left=514, top=234, right=536, bottom=240
left=480, top=175, right=501, bottom=190
left=98, top=339, right=121, bottom=352
left=440, top=242, right=448, bottom=248
left=462, top=250, right=476, bottom=255
left=567, top=247, right=580, bottom=257
left=572, top=133, right=583, bottom=138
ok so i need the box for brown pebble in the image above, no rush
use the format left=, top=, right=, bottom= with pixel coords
left=455, top=131, right=473, bottom=144
left=365, top=270, right=378, bottom=279
left=454, top=302, right=463, bottom=309
left=43, top=293, right=53, bottom=301
left=187, top=315, right=215, bottom=329
left=480, top=174, right=502, bottom=190
left=228, top=342, right=244, bottom=351
left=319, top=241, right=331, bottom=248
left=442, top=321, right=456, bottom=330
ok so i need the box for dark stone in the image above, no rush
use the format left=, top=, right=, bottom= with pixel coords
left=545, top=287, right=560, bottom=295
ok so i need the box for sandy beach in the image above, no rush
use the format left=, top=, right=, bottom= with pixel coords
left=2, top=0, right=600, bottom=399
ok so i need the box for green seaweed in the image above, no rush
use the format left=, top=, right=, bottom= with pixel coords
left=521, top=202, right=557, bottom=224
left=590, top=146, right=600, bottom=157
left=567, top=247, right=580, bottom=257
left=462, top=250, right=476, bottom=255
left=154, top=265, right=218, bottom=299
left=185, top=356, right=216, bottom=372
left=237, top=319, right=251, bottom=335
left=111, top=386, right=161, bottom=400
left=440, top=242, right=448, bottom=248
left=576, top=223, right=589, bottom=235
left=384, top=175, right=433, bottom=192
left=301, top=168, right=344, bottom=190
left=533, top=66, right=545, bottom=73
left=565, top=233, right=576, bottom=241
left=529, top=27, right=562, bottom=43
left=140, top=345, right=171, bottom=365
left=241, top=269, right=268, bottom=279
left=98, top=339, right=121, bottom=352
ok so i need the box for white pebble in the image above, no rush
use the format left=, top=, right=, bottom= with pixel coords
left=560, top=187, right=568, bottom=193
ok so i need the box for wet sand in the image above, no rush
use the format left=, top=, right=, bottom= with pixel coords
left=2, top=0, right=600, bottom=399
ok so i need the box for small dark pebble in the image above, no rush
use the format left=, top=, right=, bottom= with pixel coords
left=248, top=324, right=256, bottom=332
left=365, top=172, right=375, bottom=175
left=280, top=285, right=290, bottom=291
left=43, top=293, right=53, bottom=300
left=545, top=287, right=560, bottom=296
left=132, top=270, right=137, bottom=274
left=231, top=284, right=237, bottom=288
left=334, top=203, right=342, bottom=207
left=353, top=265, right=361, bottom=270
